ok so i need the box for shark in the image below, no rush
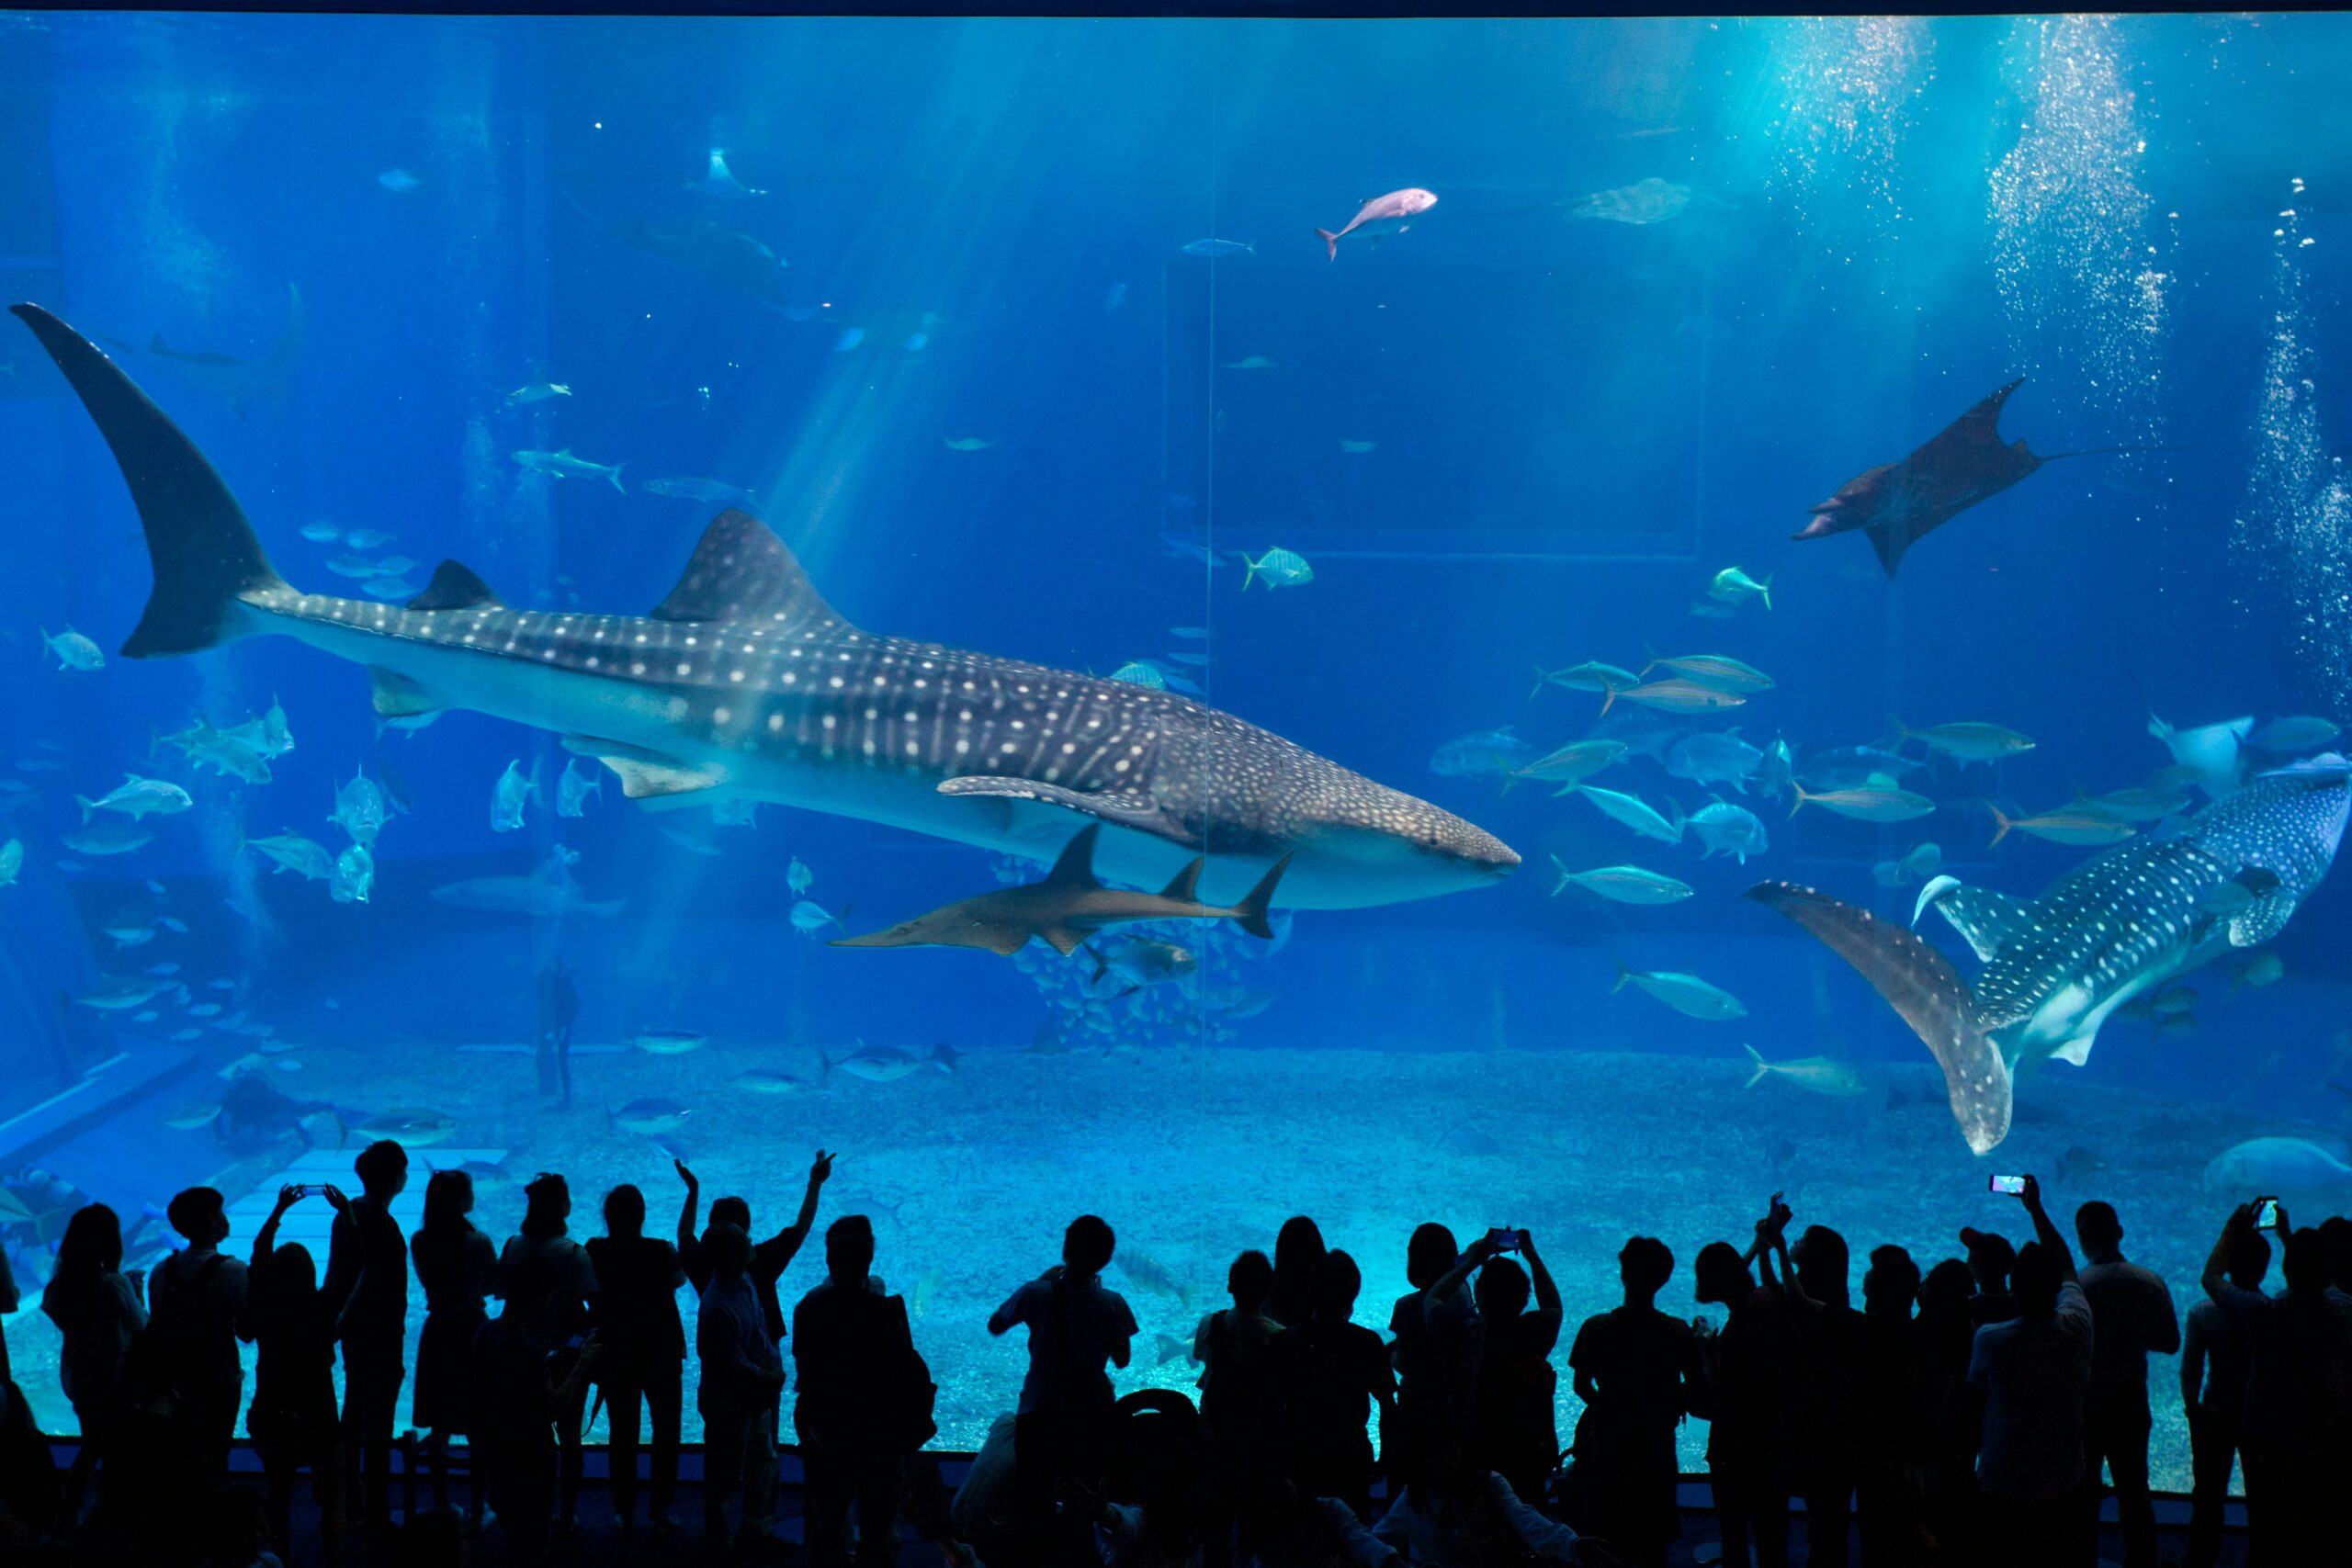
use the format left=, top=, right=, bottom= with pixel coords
left=1748, top=756, right=2351, bottom=1152
left=12, top=301, right=1518, bottom=910
left=1793, top=378, right=2137, bottom=579
left=831, top=823, right=1289, bottom=956
left=99, top=282, right=306, bottom=422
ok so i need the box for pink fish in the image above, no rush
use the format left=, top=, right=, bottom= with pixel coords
left=1314, top=187, right=1438, bottom=261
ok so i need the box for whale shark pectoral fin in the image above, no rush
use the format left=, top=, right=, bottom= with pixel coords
left=1748, top=880, right=2014, bottom=1154
left=650, top=508, right=856, bottom=631
left=560, top=735, right=727, bottom=803
left=936, top=775, right=1184, bottom=843
left=2051, top=1035, right=2095, bottom=1066
left=368, top=667, right=440, bottom=718
left=2229, top=898, right=2298, bottom=948
left=1935, top=885, right=2037, bottom=962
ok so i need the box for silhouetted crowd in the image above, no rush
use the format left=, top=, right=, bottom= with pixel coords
left=2, top=1145, right=2349, bottom=1568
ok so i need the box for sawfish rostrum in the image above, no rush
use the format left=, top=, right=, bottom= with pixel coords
left=1749, top=758, right=2350, bottom=1153
left=12, top=302, right=1518, bottom=909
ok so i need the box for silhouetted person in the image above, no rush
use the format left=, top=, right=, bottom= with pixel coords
left=1690, top=1198, right=1800, bottom=1568
left=989, top=1213, right=1136, bottom=1566
left=42, top=1201, right=145, bottom=1526
left=395, top=1507, right=469, bottom=1568
left=698, top=1220, right=785, bottom=1556
left=149, top=1186, right=250, bottom=1514
left=197, top=1483, right=280, bottom=1568
left=585, top=1182, right=686, bottom=1533
left=411, top=1168, right=497, bottom=1522
left=0, top=1358, right=60, bottom=1549
left=1386, top=1223, right=1469, bottom=1473
left=2071, top=1199, right=2177, bottom=1568
left=1233, top=1472, right=1397, bottom=1568
left=322, top=1138, right=408, bottom=1536
left=475, top=1254, right=601, bottom=1568
left=1268, top=1216, right=1327, bottom=1331
left=499, top=1171, right=600, bottom=1533
left=2181, top=1224, right=2266, bottom=1568
left=2199, top=1202, right=2352, bottom=1565
left=1195, top=1249, right=1283, bottom=1469
left=1958, top=1227, right=2018, bottom=1327
left=678, top=1148, right=834, bottom=1453
left=1786, top=1224, right=1866, bottom=1568
left=1567, top=1235, right=1699, bottom=1568
left=1267, top=1247, right=1394, bottom=1519
left=242, top=1184, right=347, bottom=1568
left=1372, top=1421, right=1591, bottom=1566
left=795, top=1214, right=930, bottom=1568
left=1967, top=1175, right=2092, bottom=1568
left=1911, top=1258, right=1980, bottom=1562
left=1463, top=1233, right=1563, bottom=1501
left=1854, top=1245, right=1926, bottom=1568
left=534, top=955, right=578, bottom=1106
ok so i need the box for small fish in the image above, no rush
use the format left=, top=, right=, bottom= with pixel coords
left=833, top=326, right=865, bottom=353
left=1548, top=860, right=1692, bottom=904
left=343, top=529, right=396, bottom=551
left=1642, top=653, right=1775, bottom=694
left=1238, top=547, right=1313, bottom=590
left=187, top=1002, right=223, bottom=1018
left=2230, top=952, right=2285, bottom=993
left=163, top=1102, right=221, bottom=1131
left=636, top=1029, right=707, bottom=1055
left=329, top=843, right=373, bottom=904
left=1430, top=727, right=1538, bottom=779
left=171, top=1027, right=201, bottom=1041
left=1803, top=746, right=1920, bottom=791
left=1666, top=732, right=1765, bottom=794
left=787, top=856, right=814, bottom=897
left=505, top=381, right=571, bottom=404
left=1871, top=841, right=1943, bottom=887
left=42, top=627, right=104, bottom=671
left=826, top=1042, right=956, bottom=1083
left=1089, top=938, right=1199, bottom=993
left=77, top=774, right=192, bottom=822
left=1118, top=1249, right=1195, bottom=1311
left=1568, top=176, right=1695, bottom=226
left=1502, top=739, right=1627, bottom=795
left=1602, top=679, right=1745, bottom=717
left=942, top=437, right=995, bottom=452
left=1314, top=186, right=1439, bottom=260
left=1788, top=783, right=1935, bottom=823
left=134, top=1010, right=160, bottom=1021
left=2246, top=716, right=2341, bottom=754
left=298, top=520, right=343, bottom=543
left=1530, top=661, right=1640, bottom=698
left=0, top=839, right=18, bottom=886
left=1613, top=961, right=1746, bottom=1021
left=1688, top=600, right=1737, bottom=619
left=1741, top=1043, right=1866, bottom=1096
left=1707, top=568, right=1773, bottom=610
left=643, top=476, right=758, bottom=504
left=1579, top=785, right=1685, bottom=844
left=62, top=820, right=156, bottom=855
left=1338, top=439, right=1377, bottom=455
left=1170, top=626, right=1209, bottom=640
left=1220, top=355, right=1276, bottom=370
left=491, top=758, right=540, bottom=833
left=76, top=975, right=175, bottom=1011
left=244, top=830, right=334, bottom=881
left=557, top=759, right=602, bottom=818
left=791, top=898, right=847, bottom=938
left=362, top=578, right=418, bottom=601
left=2151, top=986, right=2198, bottom=1017
left=2077, top=785, right=2191, bottom=824
left=1687, top=800, right=1769, bottom=863
left=1182, top=239, right=1255, bottom=258
left=378, top=168, right=422, bottom=193
left=325, top=554, right=381, bottom=579
left=2197, top=867, right=2280, bottom=917
left=330, top=770, right=388, bottom=845
left=1987, top=804, right=2136, bottom=848
left=1109, top=660, right=1168, bottom=690
left=513, top=446, right=626, bottom=491
left=103, top=920, right=157, bottom=948
left=1894, top=719, right=2036, bottom=762
left=730, top=1066, right=812, bottom=1095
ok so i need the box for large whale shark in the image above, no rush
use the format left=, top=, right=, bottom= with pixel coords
left=12, top=303, right=1518, bottom=910
left=1748, top=756, right=2350, bottom=1152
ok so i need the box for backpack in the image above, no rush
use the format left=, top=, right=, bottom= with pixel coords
left=884, top=1294, right=938, bottom=1450
left=120, top=1252, right=224, bottom=1412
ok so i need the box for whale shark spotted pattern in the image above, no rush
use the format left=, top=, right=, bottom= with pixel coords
left=11, top=302, right=1518, bottom=910
left=1750, top=758, right=2350, bottom=1152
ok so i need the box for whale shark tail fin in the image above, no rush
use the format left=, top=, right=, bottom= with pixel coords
left=11, top=303, right=288, bottom=658
left=1747, top=879, right=2013, bottom=1154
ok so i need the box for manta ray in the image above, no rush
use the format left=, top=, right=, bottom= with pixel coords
left=1794, top=378, right=2139, bottom=579
left=98, top=282, right=306, bottom=422
left=1749, top=757, right=2350, bottom=1152
left=12, top=302, right=1517, bottom=910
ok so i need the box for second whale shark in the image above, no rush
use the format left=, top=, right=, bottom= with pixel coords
left=1749, top=756, right=2350, bottom=1152
left=12, top=302, right=1518, bottom=910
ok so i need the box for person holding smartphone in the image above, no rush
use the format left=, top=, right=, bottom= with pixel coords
left=2180, top=1222, right=2267, bottom=1568
left=2072, top=1201, right=2178, bottom=1568
left=1964, top=1174, right=2094, bottom=1568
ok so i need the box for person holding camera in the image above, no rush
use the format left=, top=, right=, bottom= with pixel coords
left=1689, top=1196, right=1802, bottom=1568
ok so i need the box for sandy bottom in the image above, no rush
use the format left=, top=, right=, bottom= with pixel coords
left=5, top=1043, right=2291, bottom=1489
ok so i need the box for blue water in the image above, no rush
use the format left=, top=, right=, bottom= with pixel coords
left=4, top=13, right=2351, bottom=1484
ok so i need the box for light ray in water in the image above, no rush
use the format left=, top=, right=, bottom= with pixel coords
left=1761, top=17, right=1930, bottom=237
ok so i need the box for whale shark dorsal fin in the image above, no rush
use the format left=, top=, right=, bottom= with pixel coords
left=651, top=509, right=854, bottom=629
left=1043, top=825, right=1102, bottom=889
left=405, top=559, right=505, bottom=612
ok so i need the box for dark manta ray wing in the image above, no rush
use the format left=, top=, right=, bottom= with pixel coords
left=1870, top=378, right=2043, bottom=579
left=1748, top=881, right=2012, bottom=1153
